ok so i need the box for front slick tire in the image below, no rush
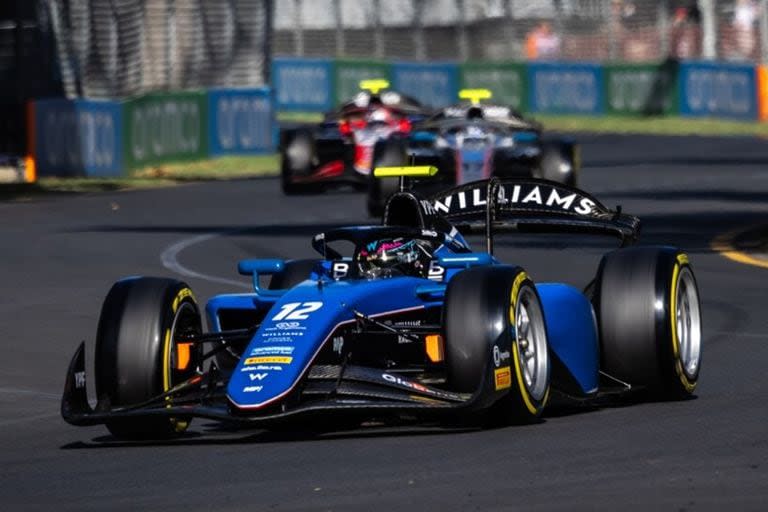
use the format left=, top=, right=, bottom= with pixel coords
left=595, top=247, right=702, bottom=399
left=95, top=277, right=202, bottom=439
left=444, top=266, right=550, bottom=426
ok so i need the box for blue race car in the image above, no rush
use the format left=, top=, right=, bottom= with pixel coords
left=62, top=167, right=702, bottom=439
left=366, top=89, right=580, bottom=216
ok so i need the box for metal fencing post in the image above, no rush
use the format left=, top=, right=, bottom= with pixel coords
left=699, top=0, right=716, bottom=59
left=606, top=0, right=618, bottom=61
left=294, top=0, right=304, bottom=57
left=333, top=0, right=344, bottom=57
left=658, top=0, right=670, bottom=57
left=373, top=0, right=383, bottom=59
left=414, top=0, right=426, bottom=61
left=264, top=0, right=273, bottom=84
left=457, top=0, right=469, bottom=61
left=760, top=0, right=768, bottom=64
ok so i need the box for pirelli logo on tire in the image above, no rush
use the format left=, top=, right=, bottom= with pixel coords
left=494, top=366, right=512, bottom=391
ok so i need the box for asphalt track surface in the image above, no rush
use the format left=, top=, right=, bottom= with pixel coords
left=1, top=134, right=767, bottom=511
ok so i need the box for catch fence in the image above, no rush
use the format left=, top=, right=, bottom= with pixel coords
left=273, top=0, right=768, bottom=64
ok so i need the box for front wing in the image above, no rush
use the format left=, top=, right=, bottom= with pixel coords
left=61, top=342, right=479, bottom=428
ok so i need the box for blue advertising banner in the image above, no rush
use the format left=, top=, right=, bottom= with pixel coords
left=679, top=61, right=757, bottom=120
left=34, top=98, right=123, bottom=177
left=528, top=62, right=604, bottom=115
left=391, top=62, right=459, bottom=108
left=272, top=58, right=334, bottom=111
left=208, top=88, right=275, bottom=156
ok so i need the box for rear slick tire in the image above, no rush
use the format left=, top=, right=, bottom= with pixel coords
left=594, top=247, right=702, bottom=399
left=366, top=139, right=406, bottom=217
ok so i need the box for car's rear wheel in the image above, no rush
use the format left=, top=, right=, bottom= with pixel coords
left=281, top=131, right=321, bottom=195
left=444, top=266, right=550, bottom=424
left=95, top=278, right=202, bottom=439
left=366, top=139, right=406, bottom=217
left=539, top=141, right=578, bottom=186
left=594, top=247, right=702, bottom=399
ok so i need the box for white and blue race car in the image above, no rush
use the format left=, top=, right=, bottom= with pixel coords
left=366, top=89, right=579, bottom=216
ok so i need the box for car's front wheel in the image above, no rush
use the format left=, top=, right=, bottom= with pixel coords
left=95, top=277, right=202, bottom=439
left=444, top=266, right=550, bottom=424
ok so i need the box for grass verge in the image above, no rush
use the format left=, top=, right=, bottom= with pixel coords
left=278, top=110, right=768, bottom=137
left=0, top=154, right=279, bottom=200
left=3, top=112, right=765, bottom=200
left=537, top=115, right=768, bottom=137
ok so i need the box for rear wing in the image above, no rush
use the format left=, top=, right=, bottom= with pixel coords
left=427, top=178, right=640, bottom=254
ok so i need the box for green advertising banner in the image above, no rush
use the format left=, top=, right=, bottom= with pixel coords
left=460, top=62, right=527, bottom=111
left=123, top=91, right=208, bottom=170
left=334, top=59, right=391, bottom=106
left=604, top=62, right=678, bottom=116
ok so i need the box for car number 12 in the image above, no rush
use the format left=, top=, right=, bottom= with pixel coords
left=271, top=301, right=323, bottom=321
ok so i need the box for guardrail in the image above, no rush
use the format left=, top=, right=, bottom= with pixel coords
left=273, top=57, right=768, bottom=122
left=29, top=88, right=275, bottom=178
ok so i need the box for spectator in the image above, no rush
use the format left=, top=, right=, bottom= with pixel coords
left=525, top=21, right=561, bottom=60
left=670, top=1, right=701, bottom=58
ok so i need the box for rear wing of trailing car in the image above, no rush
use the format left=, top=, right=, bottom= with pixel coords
left=427, top=178, right=640, bottom=254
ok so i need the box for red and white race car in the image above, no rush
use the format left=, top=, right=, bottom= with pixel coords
left=280, top=80, right=431, bottom=194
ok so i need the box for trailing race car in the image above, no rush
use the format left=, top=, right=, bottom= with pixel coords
left=61, top=167, right=702, bottom=439
left=280, top=79, right=429, bottom=195
left=366, top=89, right=580, bottom=216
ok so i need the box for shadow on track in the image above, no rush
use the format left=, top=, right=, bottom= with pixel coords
left=60, top=421, right=482, bottom=450
left=71, top=223, right=353, bottom=237
left=73, top=205, right=766, bottom=256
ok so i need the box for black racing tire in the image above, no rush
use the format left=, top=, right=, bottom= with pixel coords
left=268, top=259, right=321, bottom=290
left=95, top=278, right=202, bottom=439
left=281, top=131, right=321, bottom=195
left=366, top=139, right=407, bottom=217
left=539, top=141, right=578, bottom=187
left=444, top=266, right=550, bottom=424
left=594, top=247, right=702, bottom=399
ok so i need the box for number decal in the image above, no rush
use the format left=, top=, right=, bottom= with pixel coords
left=332, top=262, right=349, bottom=279
left=427, top=260, right=445, bottom=281
left=272, top=301, right=323, bottom=321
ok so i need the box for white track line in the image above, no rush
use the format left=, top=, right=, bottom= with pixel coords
left=160, top=232, right=250, bottom=289
left=0, top=387, right=59, bottom=399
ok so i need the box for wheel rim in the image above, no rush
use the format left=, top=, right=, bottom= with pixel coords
left=675, top=267, right=701, bottom=379
left=167, top=301, right=200, bottom=385
left=165, top=301, right=200, bottom=432
left=514, top=286, right=549, bottom=401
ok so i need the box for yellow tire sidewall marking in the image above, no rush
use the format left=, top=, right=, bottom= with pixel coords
left=509, top=272, right=540, bottom=416
left=164, top=287, right=195, bottom=432
left=172, top=288, right=195, bottom=313
left=670, top=255, right=696, bottom=393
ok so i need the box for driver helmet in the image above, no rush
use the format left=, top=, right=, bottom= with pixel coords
left=357, top=237, right=433, bottom=278
left=367, top=107, right=393, bottom=125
